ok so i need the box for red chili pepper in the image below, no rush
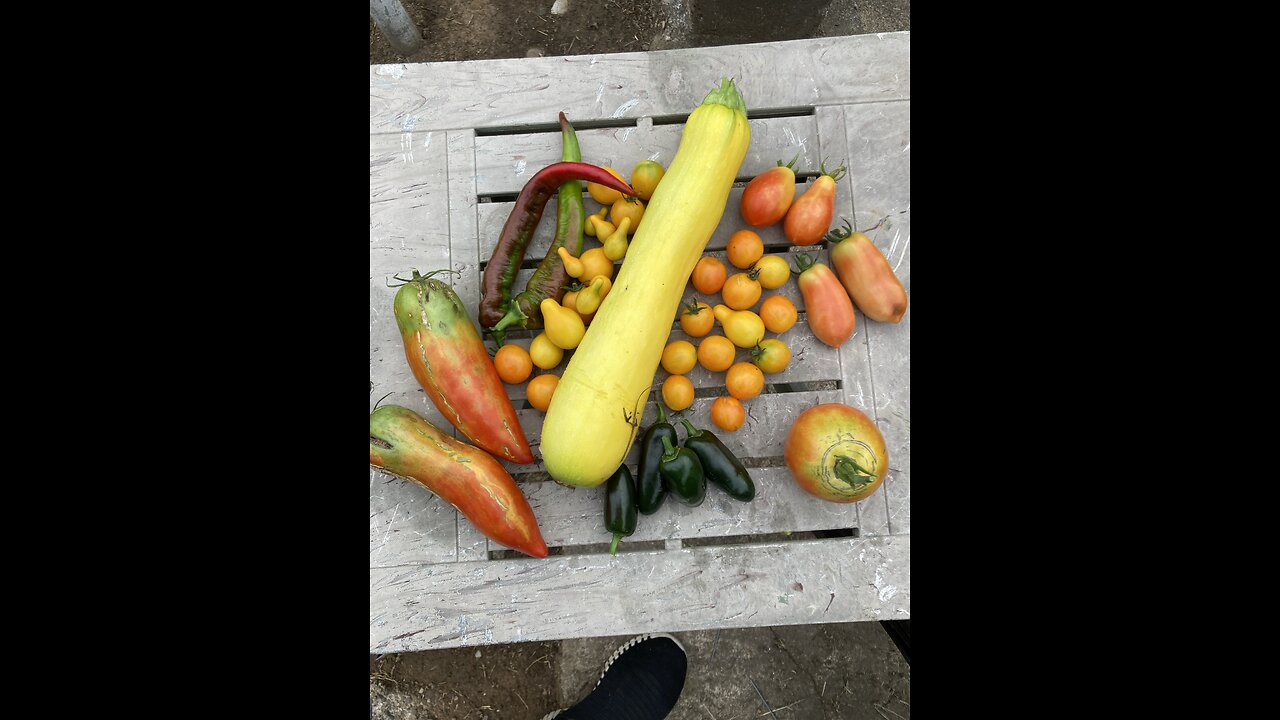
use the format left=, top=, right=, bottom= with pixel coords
left=479, top=162, right=634, bottom=331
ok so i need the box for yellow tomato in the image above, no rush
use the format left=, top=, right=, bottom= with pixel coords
left=526, top=374, right=559, bottom=412
left=586, top=167, right=627, bottom=205
left=661, top=340, right=698, bottom=375
left=630, top=160, right=665, bottom=201
left=529, top=332, right=564, bottom=370
left=697, top=335, right=736, bottom=373
left=754, top=255, right=791, bottom=289
left=579, top=247, right=615, bottom=282
left=759, top=295, right=798, bottom=334
left=751, top=338, right=791, bottom=374
left=662, top=374, right=694, bottom=411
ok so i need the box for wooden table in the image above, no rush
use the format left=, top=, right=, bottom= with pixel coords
left=370, top=32, right=910, bottom=653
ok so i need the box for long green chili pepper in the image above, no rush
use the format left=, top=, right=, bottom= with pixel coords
left=659, top=435, right=705, bottom=507
left=479, top=161, right=633, bottom=335
left=680, top=419, right=755, bottom=502
left=491, top=113, right=586, bottom=338
left=604, top=464, right=638, bottom=556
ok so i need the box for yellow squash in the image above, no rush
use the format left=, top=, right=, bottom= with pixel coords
left=540, top=79, right=751, bottom=487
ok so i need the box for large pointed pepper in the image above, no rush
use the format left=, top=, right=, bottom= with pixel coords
left=392, top=269, right=534, bottom=464
left=370, top=405, right=547, bottom=558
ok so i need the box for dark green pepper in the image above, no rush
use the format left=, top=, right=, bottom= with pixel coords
left=659, top=435, right=705, bottom=507
left=680, top=419, right=755, bottom=502
left=604, top=464, right=637, bottom=555
left=635, top=404, right=676, bottom=514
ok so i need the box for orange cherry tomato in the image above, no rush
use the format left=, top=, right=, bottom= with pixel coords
left=691, top=256, right=727, bottom=295
left=630, top=160, right=665, bottom=201
left=661, top=340, right=698, bottom=375
left=587, top=166, right=627, bottom=205
left=751, top=338, right=791, bottom=374
left=697, top=335, right=736, bottom=373
left=610, top=196, right=645, bottom=233
left=662, top=374, right=695, bottom=411
left=678, top=299, right=714, bottom=337
left=759, top=295, right=798, bottom=334
left=725, top=362, right=764, bottom=401
left=526, top=374, right=559, bottom=412
left=726, top=230, right=764, bottom=269
left=494, top=344, right=533, bottom=384
left=710, top=396, right=746, bottom=432
left=721, top=271, right=762, bottom=310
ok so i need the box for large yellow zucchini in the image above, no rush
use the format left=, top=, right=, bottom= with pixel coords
left=541, top=79, right=751, bottom=487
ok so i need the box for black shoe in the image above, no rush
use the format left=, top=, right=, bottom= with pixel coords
left=542, top=633, right=688, bottom=720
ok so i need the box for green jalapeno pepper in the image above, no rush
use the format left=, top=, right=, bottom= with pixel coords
left=659, top=435, right=705, bottom=507
left=680, top=419, right=755, bottom=502
left=635, top=404, right=676, bottom=514
left=604, top=464, right=637, bottom=556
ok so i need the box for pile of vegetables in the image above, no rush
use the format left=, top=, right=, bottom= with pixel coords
left=370, top=76, right=909, bottom=562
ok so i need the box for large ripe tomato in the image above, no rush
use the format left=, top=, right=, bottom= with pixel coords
left=784, top=403, right=887, bottom=503
left=784, top=160, right=848, bottom=246
left=741, top=156, right=799, bottom=227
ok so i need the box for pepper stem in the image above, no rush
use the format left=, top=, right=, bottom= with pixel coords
left=679, top=418, right=703, bottom=439
left=656, top=403, right=667, bottom=425
left=660, top=435, right=679, bottom=461
left=610, top=532, right=622, bottom=556
left=490, top=302, right=529, bottom=335
left=832, top=454, right=878, bottom=491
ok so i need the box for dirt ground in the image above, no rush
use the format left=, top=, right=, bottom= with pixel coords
left=369, top=2, right=911, bottom=717
left=370, top=0, right=911, bottom=64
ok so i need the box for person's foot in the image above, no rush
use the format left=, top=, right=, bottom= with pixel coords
left=542, top=633, right=688, bottom=720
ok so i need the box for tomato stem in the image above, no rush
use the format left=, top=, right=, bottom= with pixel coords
left=819, top=158, right=849, bottom=183
left=791, top=252, right=818, bottom=274
left=777, top=152, right=800, bottom=170
left=833, top=454, right=878, bottom=490
left=822, top=219, right=854, bottom=245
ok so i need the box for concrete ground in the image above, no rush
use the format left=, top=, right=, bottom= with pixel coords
left=369, top=2, right=911, bottom=717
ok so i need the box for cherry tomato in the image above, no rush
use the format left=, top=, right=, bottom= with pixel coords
left=494, top=344, right=533, bottom=384
left=754, top=255, right=791, bottom=289
left=526, top=374, right=559, bottom=412
left=661, top=340, right=698, bottom=375
left=726, top=230, right=764, bottom=269
left=691, top=256, right=727, bottom=295
left=587, top=166, right=627, bottom=205
left=741, top=157, right=798, bottom=227
left=710, top=396, right=746, bottom=432
left=630, top=160, right=665, bottom=201
left=751, top=338, right=791, bottom=374
left=662, top=374, right=694, bottom=411
left=579, top=247, right=615, bottom=282
left=679, top=299, right=714, bottom=337
left=610, top=196, right=645, bottom=233
left=721, top=271, right=762, bottom=310
left=759, top=295, right=798, bottom=334
left=529, top=332, right=564, bottom=370
left=697, top=335, right=736, bottom=373
left=725, top=362, right=764, bottom=401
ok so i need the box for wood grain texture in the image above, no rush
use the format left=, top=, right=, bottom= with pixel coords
left=370, top=33, right=910, bottom=133
left=844, top=101, right=910, bottom=536
left=370, top=534, right=910, bottom=652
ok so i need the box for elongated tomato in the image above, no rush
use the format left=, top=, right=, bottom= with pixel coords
left=370, top=405, right=547, bottom=558
left=393, top=270, right=534, bottom=464
left=828, top=223, right=908, bottom=323
left=793, top=252, right=855, bottom=347
left=740, top=155, right=798, bottom=226
left=784, top=160, right=847, bottom=246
